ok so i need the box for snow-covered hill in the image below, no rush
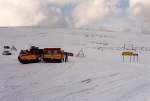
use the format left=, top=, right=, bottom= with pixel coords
left=1, top=27, right=150, bottom=101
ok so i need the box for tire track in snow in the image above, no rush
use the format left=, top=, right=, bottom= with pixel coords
left=118, top=80, right=150, bottom=101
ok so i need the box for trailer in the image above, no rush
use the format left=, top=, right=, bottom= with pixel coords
left=42, top=48, right=65, bottom=63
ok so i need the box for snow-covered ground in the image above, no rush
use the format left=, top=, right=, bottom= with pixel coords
left=1, top=27, right=150, bottom=101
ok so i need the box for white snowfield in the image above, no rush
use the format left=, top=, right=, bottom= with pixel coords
left=0, top=27, right=150, bottom=101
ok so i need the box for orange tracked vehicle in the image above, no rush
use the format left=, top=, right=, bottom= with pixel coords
left=42, top=48, right=65, bottom=63
left=18, top=46, right=42, bottom=64
left=18, top=46, right=73, bottom=64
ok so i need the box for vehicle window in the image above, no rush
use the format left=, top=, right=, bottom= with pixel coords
left=54, top=50, right=58, bottom=54
left=57, top=50, right=62, bottom=54
left=48, top=50, right=52, bottom=54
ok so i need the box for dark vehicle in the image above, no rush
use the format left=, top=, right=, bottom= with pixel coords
left=2, top=51, right=12, bottom=55
left=4, top=46, right=10, bottom=49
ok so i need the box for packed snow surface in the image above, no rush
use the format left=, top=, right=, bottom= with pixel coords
left=0, top=27, right=150, bottom=101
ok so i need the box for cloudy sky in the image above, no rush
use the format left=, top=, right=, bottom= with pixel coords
left=0, top=0, right=149, bottom=28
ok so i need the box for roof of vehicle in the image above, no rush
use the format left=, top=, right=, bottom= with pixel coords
left=44, top=48, right=61, bottom=50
